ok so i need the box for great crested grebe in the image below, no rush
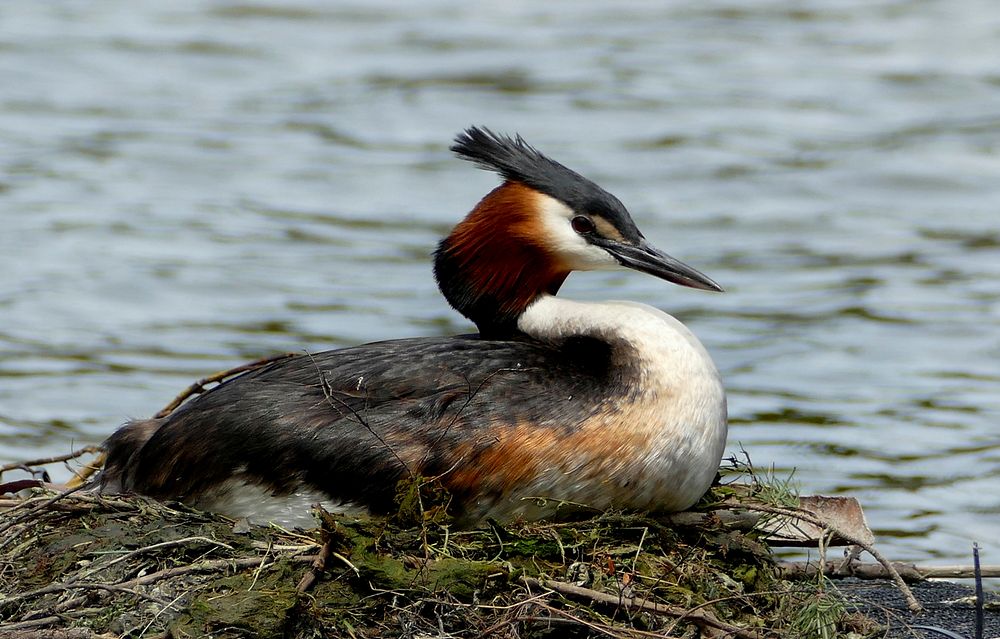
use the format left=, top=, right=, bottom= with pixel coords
left=98, top=127, right=728, bottom=528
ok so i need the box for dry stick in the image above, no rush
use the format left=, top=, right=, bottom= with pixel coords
left=65, top=456, right=104, bottom=488
left=3, top=492, right=113, bottom=508
left=529, top=604, right=651, bottom=639
left=658, top=589, right=793, bottom=637
left=0, top=616, right=65, bottom=633
left=30, top=591, right=120, bottom=620
left=41, top=594, right=87, bottom=617
left=660, top=509, right=760, bottom=530
left=153, top=352, right=298, bottom=418
left=138, top=589, right=188, bottom=637
left=514, top=613, right=684, bottom=639
left=528, top=603, right=685, bottom=639
left=248, top=541, right=318, bottom=552
left=0, top=447, right=102, bottom=476
left=77, top=535, right=235, bottom=580
left=0, top=485, right=87, bottom=547
left=837, top=543, right=864, bottom=574
left=780, top=561, right=1000, bottom=581
left=0, top=629, right=104, bottom=639
left=1, top=581, right=173, bottom=609
left=296, top=536, right=334, bottom=593
left=2, top=609, right=102, bottom=633
left=0, top=492, right=142, bottom=515
left=730, top=501, right=923, bottom=614
left=119, top=554, right=316, bottom=589
left=540, top=582, right=736, bottom=639
left=14, top=555, right=322, bottom=628
left=247, top=541, right=272, bottom=592
left=523, top=576, right=761, bottom=639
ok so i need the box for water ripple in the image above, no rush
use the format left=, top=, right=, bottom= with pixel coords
left=2, top=0, right=997, bottom=572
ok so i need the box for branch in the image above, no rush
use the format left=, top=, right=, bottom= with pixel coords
left=154, top=352, right=297, bottom=418
left=119, top=554, right=315, bottom=589
left=523, top=576, right=762, bottom=639
left=780, top=561, right=1000, bottom=581
left=297, top=536, right=334, bottom=593
left=0, top=485, right=87, bottom=548
left=0, top=618, right=84, bottom=634
left=0, top=447, right=102, bottom=475
left=731, top=501, right=922, bottom=613
left=77, top=535, right=235, bottom=580
left=1, top=581, right=173, bottom=609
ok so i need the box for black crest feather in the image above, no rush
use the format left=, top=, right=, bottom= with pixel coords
left=451, top=126, right=629, bottom=218
left=451, top=127, right=562, bottom=186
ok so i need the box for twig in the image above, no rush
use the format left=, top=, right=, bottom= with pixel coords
left=0, top=485, right=87, bottom=547
left=119, top=554, right=316, bottom=589
left=138, top=589, right=188, bottom=637
left=837, top=544, right=864, bottom=574
left=65, top=454, right=105, bottom=488
left=523, top=576, right=761, bottom=639
left=9, top=552, right=318, bottom=617
left=0, top=629, right=106, bottom=639
left=1, top=581, right=173, bottom=609
left=2, top=491, right=135, bottom=509
left=0, top=447, right=102, bottom=476
left=297, top=536, right=334, bottom=593
left=659, top=509, right=761, bottom=530
left=974, top=543, right=984, bottom=639
left=47, top=594, right=88, bottom=616
left=731, top=500, right=923, bottom=613
left=524, top=604, right=676, bottom=639
left=248, top=541, right=272, bottom=592
left=305, top=352, right=413, bottom=477
left=11, top=553, right=322, bottom=625
left=632, top=526, right=647, bottom=570
left=779, top=561, right=1000, bottom=581
left=248, top=541, right=318, bottom=552
left=0, top=616, right=64, bottom=632
left=78, top=535, right=234, bottom=579
left=336, top=552, right=361, bottom=575
left=658, top=589, right=799, bottom=637
left=154, top=352, right=297, bottom=418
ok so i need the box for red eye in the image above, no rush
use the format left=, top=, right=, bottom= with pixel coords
left=571, top=216, right=596, bottom=235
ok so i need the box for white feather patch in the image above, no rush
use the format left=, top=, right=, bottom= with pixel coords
left=516, top=295, right=728, bottom=513
left=532, top=192, right=619, bottom=270
left=191, top=479, right=368, bottom=529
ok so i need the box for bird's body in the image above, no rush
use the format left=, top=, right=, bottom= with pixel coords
left=99, top=128, right=728, bottom=528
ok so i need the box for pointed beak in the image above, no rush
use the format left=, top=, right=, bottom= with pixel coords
left=603, top=238, right=724, bottom=292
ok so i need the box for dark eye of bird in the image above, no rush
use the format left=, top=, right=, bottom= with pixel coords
left=571, top=216, right=596, bottom=235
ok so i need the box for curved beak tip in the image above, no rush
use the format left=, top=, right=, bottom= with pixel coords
left=684, top=276, right=725, bottom=293
left=606, top=239, right=724, bottom=294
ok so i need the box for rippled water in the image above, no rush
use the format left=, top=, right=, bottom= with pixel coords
left=2, top=1, right=998, bottom=569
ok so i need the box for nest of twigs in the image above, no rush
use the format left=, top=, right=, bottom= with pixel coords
left=0, top=466, right=883, bottom=639
left=4, top=356, right=991, bottom=638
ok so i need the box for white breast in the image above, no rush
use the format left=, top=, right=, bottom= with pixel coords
left=518, top=295, right=728, bottom=511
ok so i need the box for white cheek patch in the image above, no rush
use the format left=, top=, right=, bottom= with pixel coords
left=533, top=193, right=620, bottom=271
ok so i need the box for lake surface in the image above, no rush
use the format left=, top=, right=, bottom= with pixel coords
left=2, top=1, right=998, bottom=571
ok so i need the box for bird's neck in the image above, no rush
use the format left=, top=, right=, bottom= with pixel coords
left=434, top=182, right=570, bottom=337
left=517, top=295, right=723, bottom=390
